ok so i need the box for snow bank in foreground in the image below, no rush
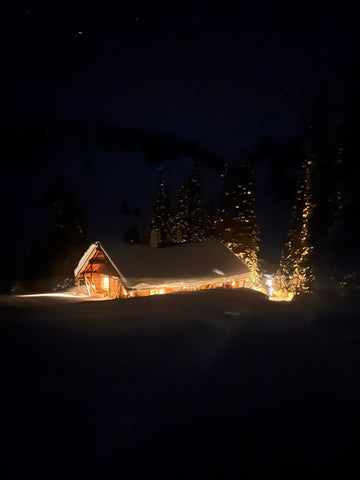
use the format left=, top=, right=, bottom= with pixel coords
left=1, top=288, right=359, bottom=478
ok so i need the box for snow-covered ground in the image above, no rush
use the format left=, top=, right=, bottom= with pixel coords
left=1, top=289, right=359, bottom=478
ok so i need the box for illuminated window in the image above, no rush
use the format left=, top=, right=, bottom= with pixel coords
left=103, top=277, right=109, bottom=289
left=150, top=288, right=166, bottom=295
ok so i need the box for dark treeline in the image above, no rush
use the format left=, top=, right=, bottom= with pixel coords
left=14, top=175, right=89, bottom=293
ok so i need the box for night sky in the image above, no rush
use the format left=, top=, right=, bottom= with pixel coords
left=2, top=1, right=359, bottom=277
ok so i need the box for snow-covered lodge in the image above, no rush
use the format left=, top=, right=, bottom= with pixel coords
left=74, top=240, right=251, bottom=299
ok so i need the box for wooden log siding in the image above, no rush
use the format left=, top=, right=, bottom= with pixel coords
left=84, top=274, right=96, bottom=295
left=90, top=263, right=93, bottom=292
left=109, top=277, right=119, bottom=299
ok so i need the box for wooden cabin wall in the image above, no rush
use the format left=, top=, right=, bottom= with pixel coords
left=83, top=273, right=97, bottom=295
left=109, top=277, right=127, bottom=299
left=80, top=273, right=126, bottom=299
left=98, top=274, right=126, bottom=299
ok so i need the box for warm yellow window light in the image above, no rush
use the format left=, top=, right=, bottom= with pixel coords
left=103, top=277, right=109, bottom=289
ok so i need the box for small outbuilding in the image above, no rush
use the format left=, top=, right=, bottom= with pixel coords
left=74, top=239, right=251, bottom=299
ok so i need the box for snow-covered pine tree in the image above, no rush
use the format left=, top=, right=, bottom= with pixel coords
left=304, top=94, right=339, bottom=277
left=169, top=184, right=189, bottom=243
left=150, top=167, right=171, bottom=244
left=278, top=152, right=314, bottom=295
left=333, top=100, right=360, bottom=283
left=217, top=157, right=260, bottom=288
left=324, top=68, right=360, bottom=286
left=186, top=160, right=210, bottom=242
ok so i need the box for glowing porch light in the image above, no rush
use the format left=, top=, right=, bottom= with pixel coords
left=103, top=277, right=109, bottom=289
left=232, top=280, right=236, bottom=286
left=159, top=289, right=165, bottom=294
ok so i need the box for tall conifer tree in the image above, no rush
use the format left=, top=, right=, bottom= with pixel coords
left=216, top=156, right=260, bottom=288
left=150, top=168, right=171, bottom=244
left=169, top=184, right=189, bottom=243
left=330, top=63, right=360, bottom=282
left=305, top=94, right=338, bottom=274
left=187, top=160, right=209, bottom=242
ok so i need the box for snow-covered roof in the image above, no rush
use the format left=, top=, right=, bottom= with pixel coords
left=85, top=239, right=250, bottom=290
left=74, top=243, right=98, bottom=278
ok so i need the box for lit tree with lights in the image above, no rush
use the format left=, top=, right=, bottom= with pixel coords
left=216, top=156, right=260, bottom=288
left=150, top=168, right=171, bottom=244
left=278, top=152, right=314, bottom=295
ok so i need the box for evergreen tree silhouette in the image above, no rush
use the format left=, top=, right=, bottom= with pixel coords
left=169, top=184, right=189, bottom=243
left=186, top=160, right=209, bottom=242
left=150, top=168, right=171, bottom=244
left=216, top=155, right=260, bottom=287
left=278, top=152, right=314, bottom=295
left=23, top=174, right=89, bottom=291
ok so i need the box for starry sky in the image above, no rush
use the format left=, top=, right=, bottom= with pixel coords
left=2, top=1, right=359, bottom=270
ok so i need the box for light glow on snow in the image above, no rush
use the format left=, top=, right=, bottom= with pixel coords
left=103, top=277, right=109, bottom=290
left=17, top=293, right=88, bottom=299
left=269, top=292, right=294, bottom=302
